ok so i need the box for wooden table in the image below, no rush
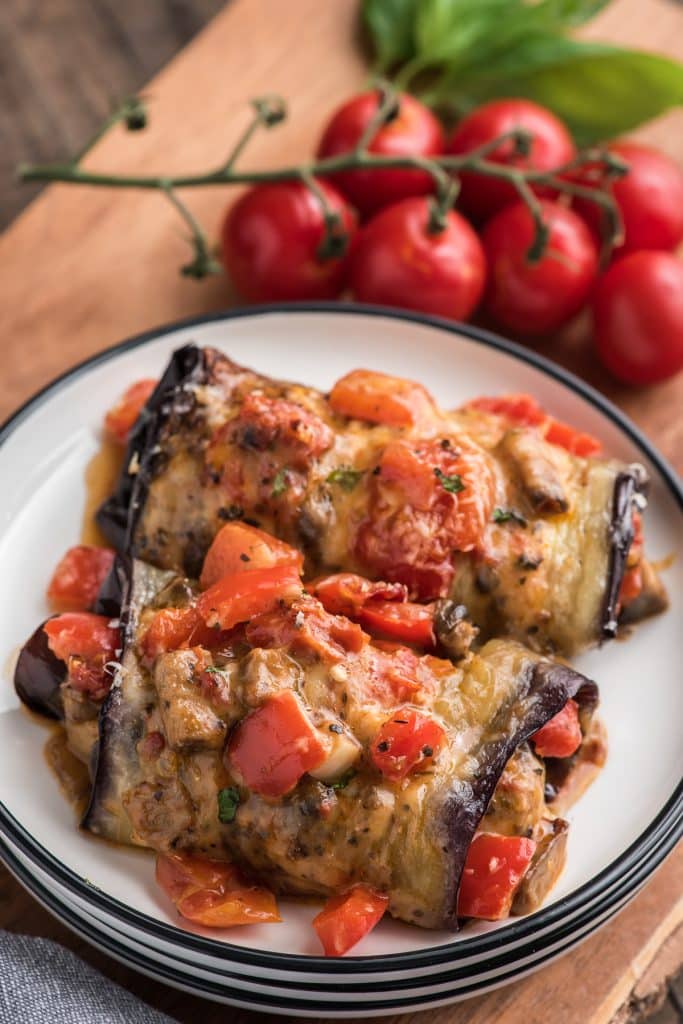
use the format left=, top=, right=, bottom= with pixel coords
left=0, top=1, right=681, bottom=1022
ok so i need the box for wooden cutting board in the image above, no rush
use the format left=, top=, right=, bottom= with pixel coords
left=0, top=1, right=681, bottom=1022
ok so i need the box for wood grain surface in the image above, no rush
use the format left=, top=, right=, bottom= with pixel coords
left=0, top=1, right=681, bottom=1022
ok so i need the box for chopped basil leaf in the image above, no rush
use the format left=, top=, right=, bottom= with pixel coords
left=217, top=786, right=240, bottom=824
left=434, top=468, right=465, bottom=494
left=331, top=768, right=356, bottom=791
left=271, top=468, right=289, bottom=497
left=326, top=466, right=364, bottom=491
left=492, top=507, right=528, bottom=527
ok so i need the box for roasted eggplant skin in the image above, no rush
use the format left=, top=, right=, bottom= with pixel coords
left=14, top=619, right=65, bottom=720
left=96, top=344, right=662, bottom=655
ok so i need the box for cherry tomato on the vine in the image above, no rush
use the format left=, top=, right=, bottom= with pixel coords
left=592, top=251, right=683, bottom=385
left=573, top=142, right=683, bottom=257
left=447, top=99, right=576, bottom=223
left=317, top=91, right=445, bottom=217
left=482, top=199, right=598, bottom=336
left=221, top=179, right=356, bottom=302
left=349, top=197, right=486, bottom=321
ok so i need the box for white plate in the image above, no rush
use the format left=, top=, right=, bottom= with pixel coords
left=0, top=306, right=680, bottom=1004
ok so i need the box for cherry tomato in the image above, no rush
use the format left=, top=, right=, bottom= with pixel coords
left=531, top=699, right=582, bottom=759
left=246, top=597, right=367, bottom=663
left=221, top=180, right=356, bottom=302
left=156, top=853, right=280, bottom=927
left=447, top=99, right=575, bottom=223
left=47, top=545, right=115, bottom=611
left=197, top=565, right=302, bottom=631
left=370, top=707, right=445, bottom=781
left=311, top=574, right=407, bottom=617
left=457, top=834, right=536, bottom=920
left=573, top=143, right=683, bottom=257
left=467, top=393, right=546, bottom=426
left=200, top=523, right=303, bottom=590
left=139, top=606, right=223, bottom=663
left=359, top=601, right=436, bottom=648
left=317, top=91, right=445, bottom=217
left=482, top=199, right=598, bottom=335
left=104, top=379, right=157, bottom=445
left=349, top=197, right=486, bottom=321
left=543, top=418, right=602, bottom=458
left=313, top=885, right=389, bottom=956
left=329, top=369, right=436, bottom=427
left=592, top=252, right=683, bottom=385
left=227, top=690, right=328, bottom=797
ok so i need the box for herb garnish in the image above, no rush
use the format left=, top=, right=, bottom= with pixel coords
left=327, top=466, right=364, bottom=491
left=271, top=468, right=289, bottom=497
left=434, top=468, right=465, bottom=494
left=331, top=769, right=356, bottom=791
left=217, top=787, right=241, bottom=824
left=492, top=507, right=528, bottom=527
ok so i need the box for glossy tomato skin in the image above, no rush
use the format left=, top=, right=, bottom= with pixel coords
left=592, top=252, right=683, bottom=385
left=531, top=699, right=582, bottom=759
left=221, top=180, right=356, bottom=302
left=574, top=143, right=683, bottom=256
left=447, top=99, right=575, bottom=223
left=482, top=199, right=598, bottom=335
left=47, top=545, right=115, bottom=611
left=313, top=885, right=389, bottom=956
left=349, top=197, right=486, bottom=321
left=317, top=91, right=445, bottom=217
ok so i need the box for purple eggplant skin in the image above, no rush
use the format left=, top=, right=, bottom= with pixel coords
left=442, top=661, right=597, bottom=929
left=602, top=465, right=649, bottom=639
left=14, top=619, right=65, bottom=720
left=96, top=344, right=207, bottom=553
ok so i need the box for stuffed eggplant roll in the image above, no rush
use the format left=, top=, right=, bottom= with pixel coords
left=16, top=528, right=603, bottom=934
left=97, top=346, right=666, bottom=657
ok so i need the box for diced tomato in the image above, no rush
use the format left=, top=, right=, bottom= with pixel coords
left=543, top=418, right=602, bottom=457
left=359, top=601, right=435, bottom=647
left=231, top=392, right=333, bottom=469
left=104, top=378, right=157, bottom=445
left=313, top=885, right=389, bottom=957
left=531, top=698, right=582, bottom=759
left=468, top=394, right=546, bottom=426
left=156, top=853, right=280, bottom=927
left=365, top=646, right=425, bottom=704
left=457, top=834, right=537, bottom=920
left=44, top=613, right=119, bottom=664
left=246, top=596, right=367, bottom=663
left=46, top=545, right=115, bottom=611
left=311, top=573, right=407, bottom=617
left=197, top=566, right=302, bottom=631
left=329, top=369, right=436, bottom=427
left=200, top=522, right=303, bottom=590
left=227, top=690, right=329, bottom=797
left=370, top=707, right=445, bottom=781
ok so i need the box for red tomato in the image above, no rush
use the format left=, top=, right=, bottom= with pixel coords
left=43, top=613, right=119, bottom=665
left=104, top=379, right=157, bottom=445
left=359, top=601, right=435, bottom=648
left=457, top=834, right=537, bottom=920
left=467, top=393, right=546, bottom=427
left=229, top=392, right=333, bottom=469
left=227, top=690, right=328, bottom=797
left=531, top=699, right=582, bottom=759
left=447, top=99, right=575, bottom=223
left=140, top=606, right=222, bottom=663
left=221, top=180, right=356, bottom=302
left=46, top=545, right=115, bottom=611
left=311, top=574, right=407, bottom=616
left=156, top=853, right=280, bottom=927
left=365, top=644, right=425, bottom=705
left=592, top=252, right=683, bottom=385
left=573, top=143, right=683, bottom=256
left=197, top=565, right=302, bottom=630
left=246, top=597, right=367, bottom=664
left=329, top=369, right=436, bottom=427
left=349, top=197, right=486, bottom=321
left=482, top=200, right=599, bottom=335
left=200, top=523, right=303, bottom=590
left=317, top=91, right=445, bottom=217
left=313, top=885, right=389, bottom=956
left=543, top=418, right=602, bottom=458
left=370, top=707, right=445, bottom=781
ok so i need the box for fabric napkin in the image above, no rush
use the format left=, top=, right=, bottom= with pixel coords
left=0, top=931, right=177, bottom=1023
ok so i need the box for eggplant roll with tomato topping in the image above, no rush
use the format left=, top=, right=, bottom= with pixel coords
left=97, top=346, right=666, bottom=657
left=18, top=553, right=601, bottom=929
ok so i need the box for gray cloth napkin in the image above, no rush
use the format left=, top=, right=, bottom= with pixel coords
left=0, top=931, right=177, bottom=1023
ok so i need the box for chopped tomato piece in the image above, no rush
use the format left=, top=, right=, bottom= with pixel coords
left=104, top=378, right=157, bottom=445
left=457, top=834, right=537, bottom=920
left=313, top=885, right=389, bottom=957
left=46, top=545, right=115, bottom=611
left=44, top=613, right=119, bottom=665
left=246, top=597, right=367, bottom=663
left=360, top=601, right=435, bottom=647
left=370, top=707, right=445, bottom=781
left=468, top=394, right=545, bottom=426
left=329, top=369, right=436, bottom=427
left=531, top=699, right=582, bottom=759
left=543, top=418, right=602, bottom=457
left=197, top=566, right=302, bottom=631
left=230, top=392, right=333, bottom=469
left=156, top=853, right=280, bottom=927
left=311, top=573, right=407, bottom=617
left=365, top=646, right=426, bottom=704
left=227, top=690, right=328, bottom=797
left=200, top=522, right=303, bottom=590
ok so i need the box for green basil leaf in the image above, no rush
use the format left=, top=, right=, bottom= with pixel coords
left=414, top=0, right=513, bottom=68
left=327, top=466, right=364, bottom=491
left=217, top=787, right=240, bottom=824
left=363, top=0, right=419, bottom=70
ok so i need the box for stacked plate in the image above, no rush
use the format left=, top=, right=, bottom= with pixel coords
left=0, top=307, right=680, bottom=1016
